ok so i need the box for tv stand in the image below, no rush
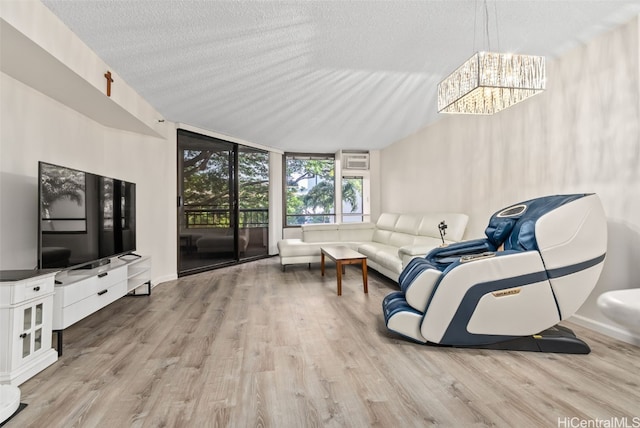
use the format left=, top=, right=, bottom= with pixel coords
left=52, top=255, right=151, bottom=355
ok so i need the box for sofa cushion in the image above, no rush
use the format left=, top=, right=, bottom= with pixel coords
left=358, top=242, right=403, bottom=272
left=278, top=238, right=364, bottom=258
left=394, top=214, right=422, bottom=235
left=376, top=213, right=400, bottom=231
left=389, top=231, right=417, bottom=248
left=412, top=235, right=443, bottom=247
left=372, top=229, right=393, bottom=245
left=397, top=236, right=444, bottom=265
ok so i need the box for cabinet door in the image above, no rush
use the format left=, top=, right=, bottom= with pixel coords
left=12, top=301, right=46, bottom=367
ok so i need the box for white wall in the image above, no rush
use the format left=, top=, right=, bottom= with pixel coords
left=0, top=0, right=285, bottom=283
left=0, top=1, right=177, bottom=284
left=369, top=149, right=382, bottom=222
left=380, top=16, right=640, bottom=344
left=0, top=72, right=177, bottom=284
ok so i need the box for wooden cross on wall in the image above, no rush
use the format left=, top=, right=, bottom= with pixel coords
left=104, top=71, right=114, bottom=97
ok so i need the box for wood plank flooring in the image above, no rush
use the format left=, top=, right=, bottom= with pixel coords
left=8, top=257, right=640, bottom=427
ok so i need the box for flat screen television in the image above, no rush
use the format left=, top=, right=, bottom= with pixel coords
left=38, top=162, right=137, bottom=269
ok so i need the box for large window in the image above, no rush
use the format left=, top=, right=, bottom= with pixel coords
left=284, top=154, right=335, bottom=226
left=341, top=176, right=364, bottom=223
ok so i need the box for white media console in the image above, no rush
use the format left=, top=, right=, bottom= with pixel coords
left=52, top=255, right=151, bottom=355
left=0, top=255, right=151, bottom=387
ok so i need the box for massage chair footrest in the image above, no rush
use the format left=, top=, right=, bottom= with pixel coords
left=463, top=325, right=591, bottom=354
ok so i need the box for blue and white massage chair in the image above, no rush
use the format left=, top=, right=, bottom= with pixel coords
left=382, top=194, right=607, bottom=353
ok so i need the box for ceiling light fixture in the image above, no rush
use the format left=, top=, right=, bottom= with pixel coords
left=437, top=2, right=546, bottom=115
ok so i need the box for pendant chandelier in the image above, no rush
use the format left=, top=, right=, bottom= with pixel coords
left=437, top=2, right=546, bottom=115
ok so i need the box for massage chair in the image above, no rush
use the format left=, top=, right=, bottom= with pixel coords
left=382, top=194, right=607, bottom=353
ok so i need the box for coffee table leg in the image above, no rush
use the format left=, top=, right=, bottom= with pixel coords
left=362, top=260, right=368, bottom=294
left=336, top=261, right=342, bottom=296
left=321, top=252, right=325, bottom=276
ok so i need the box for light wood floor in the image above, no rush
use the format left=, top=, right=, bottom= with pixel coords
left=9, top=258, right=640, bottom=427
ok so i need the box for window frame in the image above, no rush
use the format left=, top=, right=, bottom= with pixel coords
left=282, top=152, right=336, bottom=227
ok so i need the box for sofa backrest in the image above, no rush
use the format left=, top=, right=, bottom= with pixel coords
left=302, top=224, right=340, bottom=242
left=338, top=222, right=376, bottom=242
left=373, top=213, right=469, bottom=246
left=372, top=213, right=400, bottom=245
left=417, top=213, right=468, bottom=242
left=302, top=222, right=375, bottom=243
left=300, top=213, right=468, bottom=246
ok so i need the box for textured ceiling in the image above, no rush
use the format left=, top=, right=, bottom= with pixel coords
left=41, top=1, right=640, bottom=153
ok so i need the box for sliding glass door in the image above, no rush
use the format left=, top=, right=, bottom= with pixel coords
left=238, top=146, right=270, bottom=259
left=177, top=130, right=269, bottom=276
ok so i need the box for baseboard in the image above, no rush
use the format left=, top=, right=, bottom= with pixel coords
left=0, top=349, right=58, bottom=386
left=569, top=314, right=640, bottom=347
left=153, top=274, right=177, bottom=287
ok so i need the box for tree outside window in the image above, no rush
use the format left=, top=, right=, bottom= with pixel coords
left=182, top=147, right=269, bottom=228
left=285, top=154, right=334, bottom=225
left=341, top=176, right=363, bottom=223
left=284, top=154, right=361, bottom=226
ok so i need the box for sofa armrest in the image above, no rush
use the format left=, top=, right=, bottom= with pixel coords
left=398, top=245, right=442, bottom=258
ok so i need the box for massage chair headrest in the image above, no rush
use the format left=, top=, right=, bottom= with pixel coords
left=484, top=194, right=590, bottom=251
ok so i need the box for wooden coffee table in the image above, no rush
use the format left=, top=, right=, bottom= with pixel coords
left=320, top=246, right=368, bottom=296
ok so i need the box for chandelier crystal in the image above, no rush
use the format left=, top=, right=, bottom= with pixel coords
left=437, top=51, right=546, bottom=114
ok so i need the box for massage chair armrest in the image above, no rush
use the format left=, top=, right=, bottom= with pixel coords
left=400, top=249, right=516, bottom=314
left=425, top=238, right=496, bottom=269
left=421, top=250, right=557, bottom=344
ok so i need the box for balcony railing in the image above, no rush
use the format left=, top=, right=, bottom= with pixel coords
left=184, top=206, right=268, bottom=228
left=285, top=213, right=336, bottom=226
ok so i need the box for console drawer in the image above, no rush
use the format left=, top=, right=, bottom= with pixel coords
left=8, top=276, right=55, bottom=305
left=53, top=279, right=127, bottom=329
left=55, top=267, right=126, bottom=308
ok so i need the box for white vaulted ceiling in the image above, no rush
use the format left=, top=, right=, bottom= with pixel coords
left=41, top=0, right=640, bottom=153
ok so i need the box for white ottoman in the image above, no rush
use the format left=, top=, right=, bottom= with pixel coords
left=0, top=384, right=20, bottom=424
left=598, top=288, right=640, bottom=333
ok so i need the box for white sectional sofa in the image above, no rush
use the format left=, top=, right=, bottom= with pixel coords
left=277, top=212, right=469, bottom=282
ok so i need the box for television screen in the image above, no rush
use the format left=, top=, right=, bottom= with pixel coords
left=38, top=162, right=136, bottom=269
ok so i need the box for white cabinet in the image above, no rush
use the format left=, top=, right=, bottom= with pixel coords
left=0, top=271, right=58, bottom=386
left=52, top=255, right=151, bottom=354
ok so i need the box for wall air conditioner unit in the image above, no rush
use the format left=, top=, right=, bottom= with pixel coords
left=342, top=151, right=370, bottom=170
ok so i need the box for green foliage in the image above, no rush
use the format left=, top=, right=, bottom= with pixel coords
left=182, top=149, right=269, bottom=210
left=183, top=150, right=231, bottom=209
left=286, top=159, right=333, bottom=223
left=181, top=148, right=363, bottom=227
left=181, top=148, right=269, bottom=227
left=342, top=177, right=362, bottom=213
left=303, top=180, right=334, bottom=213
left=238, top=151, right=269, bottom=209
